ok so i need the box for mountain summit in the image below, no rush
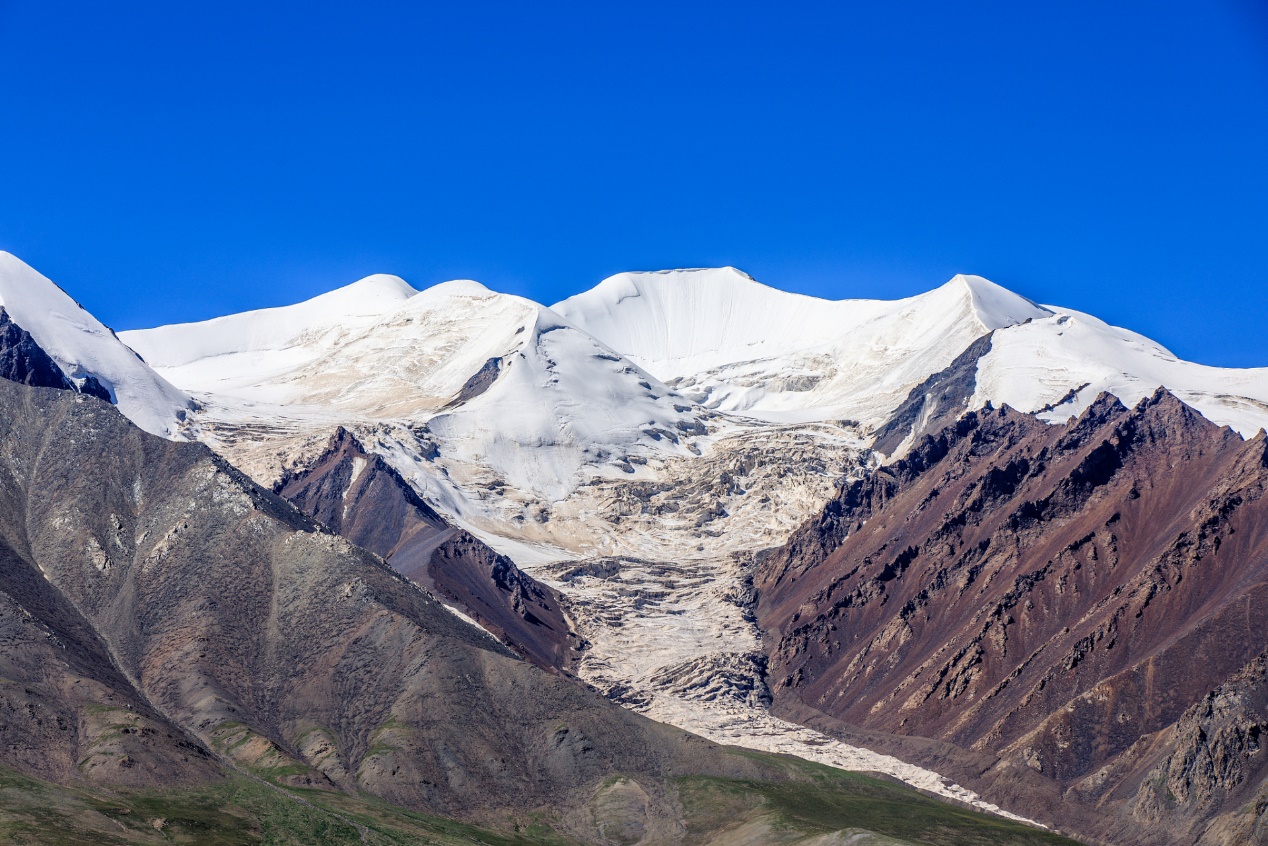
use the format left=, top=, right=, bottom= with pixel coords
left=0, top=252, right=191, bottom=436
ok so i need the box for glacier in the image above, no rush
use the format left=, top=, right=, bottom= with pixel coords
left=10, top=250, right=1264, bottom=825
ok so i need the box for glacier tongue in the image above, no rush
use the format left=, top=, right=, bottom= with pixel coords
left=539, top=551, right=1040, bottom=826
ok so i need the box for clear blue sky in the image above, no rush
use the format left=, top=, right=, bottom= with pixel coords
left=1, top=1, right=1265, bottom=366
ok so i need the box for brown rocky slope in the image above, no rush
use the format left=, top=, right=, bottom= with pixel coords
left=755, top=390, right=1268, bottom=845
left=274, top=426, right=580, bottom=671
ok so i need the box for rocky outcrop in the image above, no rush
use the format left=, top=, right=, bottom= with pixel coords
left=0, top=307, right=111, bottom=401
left=447, top=355, right=502, bottom=407
left=756, top=389, right=1268, bottom=845
left=872, top=332, right=995, bottom=457
left=1134, top=651, right=1268, bottom=844
left=273, top=427, right=580, bottom=671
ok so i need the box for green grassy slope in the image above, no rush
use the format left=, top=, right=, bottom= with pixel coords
left=0, top=752, right=1083, bottom=846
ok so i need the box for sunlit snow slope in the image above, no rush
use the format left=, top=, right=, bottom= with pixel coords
left=553, top=268, right=1053, bottom=425
left=556, top=267, right=1268, bottom=435
left=977, top=309, right=1268, bottom=435
left=123, top=276, right=707, bottom=502
left=0, top=252, right=190, bottom=436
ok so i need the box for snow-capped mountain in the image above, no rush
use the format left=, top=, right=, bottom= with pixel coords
left=555, top=266, right=1268, bottom=436
left=24, top=252, right=1267, bottom=835
left=553, top=268, right=1051, bottom=427
left=122, top=275, right=709, bottom=506
left=974, top=308, right=1268, bottom=434
left=0, top=252, right=191, bottom=436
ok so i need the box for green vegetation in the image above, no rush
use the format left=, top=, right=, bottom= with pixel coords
left=0, top=756, right=1083, bottom=845
left=0, top=767, right=577, bottom=846
left=680, top=753, right=1081, bottom=845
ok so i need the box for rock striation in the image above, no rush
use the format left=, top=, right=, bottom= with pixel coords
left=756, top=390, right=1268, bottom=844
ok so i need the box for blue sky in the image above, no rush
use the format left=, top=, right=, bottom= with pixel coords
left=1, top=1, right=1265, bottom=365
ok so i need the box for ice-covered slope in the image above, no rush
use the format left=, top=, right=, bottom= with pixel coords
left=120, top=274, right=421, bottom=402
left=0, top=252, right=191, bottom=436
left=556, top=267, right=1268, bottom=436
left=554, top=268, right=1053, bottom=426
left=977, top=308, right=1268, bottom=436
left=124, top=277, right=708, bottom=502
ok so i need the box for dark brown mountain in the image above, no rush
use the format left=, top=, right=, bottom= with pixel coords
left=273, top=427, right=580, bottom=672
left=755, top=390, right=1268, bottom=845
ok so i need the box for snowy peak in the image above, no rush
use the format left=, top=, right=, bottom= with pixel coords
left=0, top=252, right=191, bottom=436
left=556, top=268, right=1056, bottom=426
left=317, top=273, right=420, bottom=308
left=419, top=278, right=495, bottom=299
left=122, top=273, right=422, bottom=372
left=123, top=276, right=534, bottom=412
left=571, top=266, right=762, bottom=307
left=941, top=273, right=1053, bottom=331
left=124, top=274, right=708, bottom=501
left=90, top=257, right=1268, bottom=445
left=553, top=266, right=864, bottom=378
left=973, top=305, right=1268, bottom=436
left=555, top=267, right=1052, bottom=376
left=554, top=266, right=1268, bottom=436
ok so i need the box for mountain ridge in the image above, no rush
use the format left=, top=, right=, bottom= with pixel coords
left=5, top=249, right=1267, bottom=843
left=0, top=251, right=191, bottom=436
left=753, top=388, right=1268, bottom=845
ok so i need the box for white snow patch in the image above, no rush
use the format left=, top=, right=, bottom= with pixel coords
left=0, top=252, right=191, bottom=436
left=975, top=308, right=1268, bottom=436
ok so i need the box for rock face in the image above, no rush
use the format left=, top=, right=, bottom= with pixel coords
left=871, top=332, right=995, bottom=458
left=274, top=427, right=580, bottom=671
left=0, top=377, right=776, bottom=832
left=0, top=307, right=111, bottom=401
left=756, top=390, right=1268, bottom=845
left=1135, top=651, right=1268, bottom=846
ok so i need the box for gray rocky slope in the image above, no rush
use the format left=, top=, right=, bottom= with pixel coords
left=273, top=426, right=582, bottom=672
left=0, top=376, right=783, bottom=836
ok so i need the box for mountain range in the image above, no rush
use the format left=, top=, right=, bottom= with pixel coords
left=0, top=249, right=1264, bottom=845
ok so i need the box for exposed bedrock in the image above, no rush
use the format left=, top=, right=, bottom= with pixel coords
left=0, top=307, right=112, bottom=401
left=757, top=388, right=1268, bottom=845
left=274, top=426, right=581, bottom=671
